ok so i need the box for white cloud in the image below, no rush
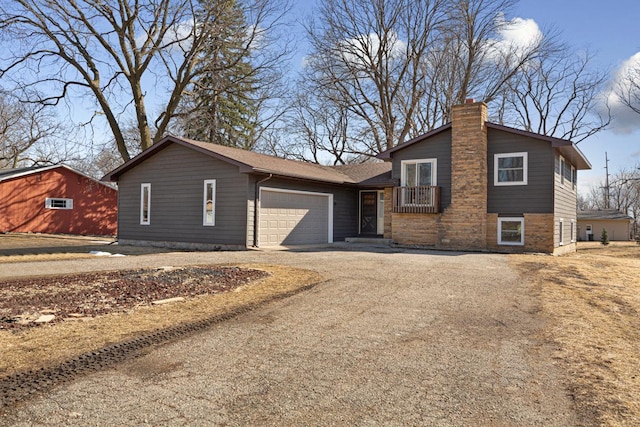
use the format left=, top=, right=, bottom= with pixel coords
left=487, top=15, right=543, bottom=62
left=338, top=31, right=407, bottom=69
left=604, top=52, right=640, bottom=134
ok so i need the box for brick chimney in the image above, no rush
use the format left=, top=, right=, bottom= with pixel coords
left=438, top=101, right=488, bottom=249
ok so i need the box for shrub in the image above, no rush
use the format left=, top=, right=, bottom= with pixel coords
left=600, top=228, right=610, bottom=246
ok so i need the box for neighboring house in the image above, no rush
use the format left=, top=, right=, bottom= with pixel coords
left=105, top=138, right=393, bottom=249
left=0, top=165, right=118, bottom=236
left=105, top=100, right=590, bottom=254
left=577, top=210, right=633, bottom=241
left=377, top=100, right=591, bottom=255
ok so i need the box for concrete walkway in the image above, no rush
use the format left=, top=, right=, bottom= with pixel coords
left=1, top=245, right=580, bottom=426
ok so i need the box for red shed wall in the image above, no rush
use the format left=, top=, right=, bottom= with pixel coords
left=0, top=168, right=117, bottom=236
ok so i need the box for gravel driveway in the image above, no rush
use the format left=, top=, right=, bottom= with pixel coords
left=0, top=245, right=580, bottom=426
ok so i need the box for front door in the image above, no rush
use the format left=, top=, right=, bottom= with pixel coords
left=360, top=191, right=377, bottom=235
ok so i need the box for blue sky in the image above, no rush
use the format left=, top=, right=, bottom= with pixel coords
left=291, top=0, right=640, bottom=195
left=513, top=0, right=640, bottom=193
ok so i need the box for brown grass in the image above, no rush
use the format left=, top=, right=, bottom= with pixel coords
left=0, top=264, right=322, bottom=377
left=511, top=242, right=640, bottom=426
left=0, top=253, right=96, bottom=263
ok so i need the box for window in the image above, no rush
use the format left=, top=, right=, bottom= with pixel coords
left=559, top=219, right=564, bottom=246
left=140, top=183, right=151, bottom=225
left=570, top=219, right=575, bottom=243
left=45, top=198, right=73, bottom=210
left=401, top=159, right=437, bottom=187
left=494, top=152, right=527, bottom=186
left=560, top=157, right=566, bottom=185
left=498, top=217, right=524, bottom=246
left=400, top=159, right=437, bottom=206
left=203, top=179, right=216, bottom=226
left=571, top=166, right=576, bottom=190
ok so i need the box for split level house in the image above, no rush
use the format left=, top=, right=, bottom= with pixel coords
left=0, top=164, right=118, bottom=236
left=105, top=100, right=590, bottom=254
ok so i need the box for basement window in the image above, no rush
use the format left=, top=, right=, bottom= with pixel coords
left=498, top=217, right=524, bottom=246
left=45, top=198, right=73, bottom=210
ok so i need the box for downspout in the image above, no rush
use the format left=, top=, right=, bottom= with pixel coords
left=253, top=174, right=273, bottom=247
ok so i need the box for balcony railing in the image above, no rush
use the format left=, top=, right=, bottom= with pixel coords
left=392, top=186, right=440, bottom=214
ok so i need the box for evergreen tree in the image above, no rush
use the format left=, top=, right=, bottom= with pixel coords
left=600, top=228, right=610, bottom=246
left=181, top=0, right=259, bottom=149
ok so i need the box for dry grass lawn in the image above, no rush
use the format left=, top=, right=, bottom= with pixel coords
left=511, top=242, right=640, bottom=426
left=0, top=264, right=322, bottom=378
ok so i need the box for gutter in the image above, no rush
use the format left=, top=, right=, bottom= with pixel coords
left=252, top=174, right=273, bottom=247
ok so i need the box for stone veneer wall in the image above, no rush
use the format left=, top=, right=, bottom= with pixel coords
left=383, top=187, right=393, bottom=239
left=486, top=213, right=555, bottom=253
left=437, top=102, right=488, bottom=250
left=390, top=213, right=439, bottom=245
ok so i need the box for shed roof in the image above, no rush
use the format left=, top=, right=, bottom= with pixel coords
left=578, top=210, right=633, bottom=221
left=105, top=135, right=392, bottom=186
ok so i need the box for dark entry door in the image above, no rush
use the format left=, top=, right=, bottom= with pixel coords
left=360, top=192, right=378, bottom=235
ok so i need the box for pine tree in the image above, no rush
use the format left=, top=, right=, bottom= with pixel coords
left=600, top=228, right=610, bottom=246
left=182, top=0, right=258, bottom=149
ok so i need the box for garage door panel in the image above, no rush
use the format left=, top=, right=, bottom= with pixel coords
left=260, top=189, right=330, bottom=246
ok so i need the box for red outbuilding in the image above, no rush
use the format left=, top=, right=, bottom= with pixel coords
left=0, top=165, right=117, bottom=236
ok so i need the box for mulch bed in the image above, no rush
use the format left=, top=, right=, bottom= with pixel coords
left=0, top=266, right=269, bottom=331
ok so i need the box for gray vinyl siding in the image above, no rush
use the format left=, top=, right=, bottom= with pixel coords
left=391, top=129, right=452, bottom=209
left=117, top=143, right=249, bottom=245
left=487, top=129, right=554, bottom=214
left=553, top=152, right=578, bottom=246
left=249, top=176, right=359, bottom=243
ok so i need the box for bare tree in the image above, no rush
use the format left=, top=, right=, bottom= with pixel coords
left=303, top=0, right=452, bottom=156
left=0, top=0, right=290, bottom=163
left=297, top=0, right=542, bottom=163
left=0, top=93, right=70, bottom=168
left=616, top=57, right=640, bottom=115
left=584, top=166, right=640, bottom=227
left=498, top=45, right=610, bottom=143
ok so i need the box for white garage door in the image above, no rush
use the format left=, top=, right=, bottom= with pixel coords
left=259, top=188, right=332, bottom=246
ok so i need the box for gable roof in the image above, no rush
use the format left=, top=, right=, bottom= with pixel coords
left=377, top=121, right=591, bottom=170
left=578, top=209, right=633, bottom=221
left=105, top=135, right=392, bottom=186
left=0, top=164, right=116, bottom=189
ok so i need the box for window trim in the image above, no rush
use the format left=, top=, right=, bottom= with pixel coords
left=571, top=165, right=576, bottom=190
left=560, top=156, right=566, bottom=185
left=400, top=158, right=437, bottom=187
left=203, top=179, right=216, bottom=226
left=45, top=198, right=73, bottom=210
left=570, top=219, right=576, bottom=243
left=559, top=218, right=564, bottom=246
left=497, top=217, right=525, bottom=246
left=494, top=152, right=528, bottom=186
left=140, top=183, right=151, bottom=225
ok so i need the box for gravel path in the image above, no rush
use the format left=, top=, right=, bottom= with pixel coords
left=0, top=245, right=580, bottom=426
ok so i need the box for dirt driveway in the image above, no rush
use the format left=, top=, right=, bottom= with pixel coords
left=0, top=246, right=582, bottom=426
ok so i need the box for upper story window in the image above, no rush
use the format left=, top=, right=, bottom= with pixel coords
left=400, top=159, right=438, bottom=206
left=203, top=179, right=216, bottom=226
left=559, top=156, right=574, bottom=188
left=45, top=198, right=73, bottom=210
left=140, top=183, right=151, bottom=225
left=494, top=152, right=528, bottom=186
left=401, top=159, right=437, bottom=187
